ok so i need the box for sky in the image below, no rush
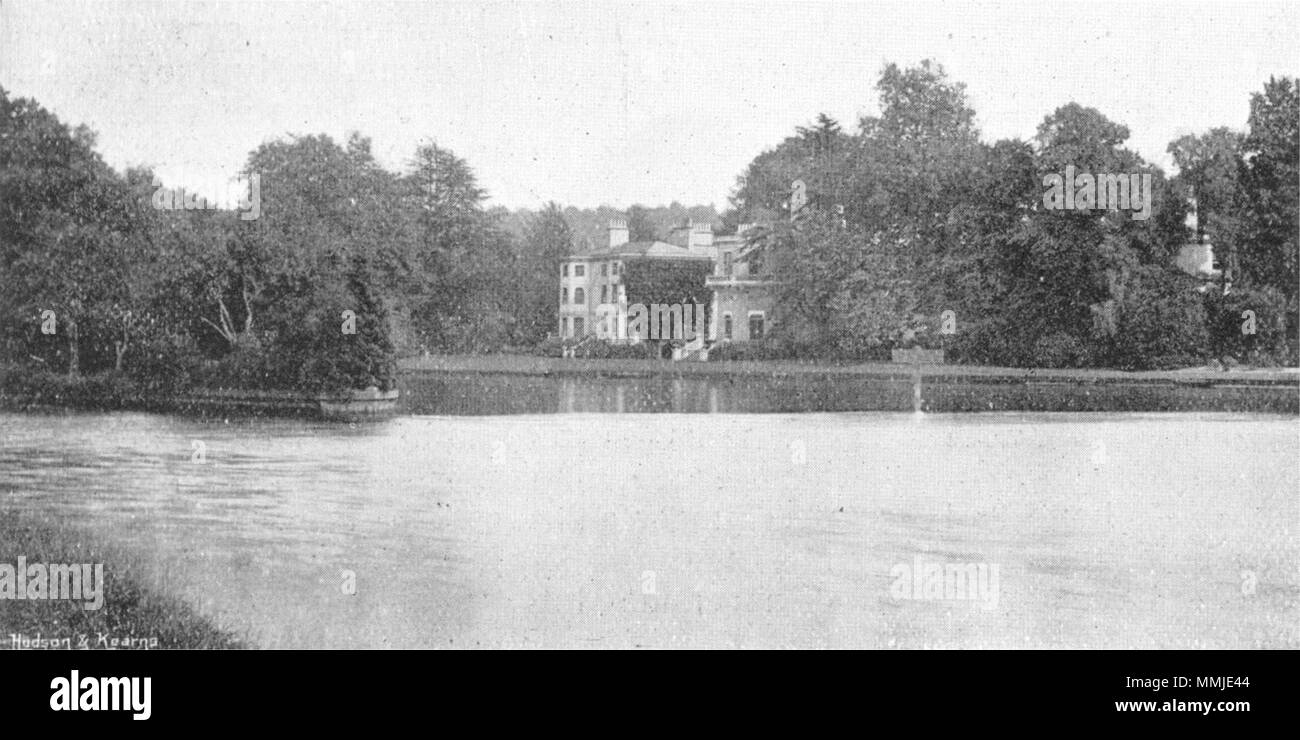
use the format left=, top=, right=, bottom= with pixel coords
left=1, top=0, right=1297, bottom=210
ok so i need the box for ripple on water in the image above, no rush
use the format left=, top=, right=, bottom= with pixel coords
left=1, top=410, right=1296, bottom=648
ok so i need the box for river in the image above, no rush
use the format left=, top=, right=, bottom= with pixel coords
left=1, top=397, right=1296, bottom=648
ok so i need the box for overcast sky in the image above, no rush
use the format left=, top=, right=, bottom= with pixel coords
left=2, top=0, right=1297, bottom=210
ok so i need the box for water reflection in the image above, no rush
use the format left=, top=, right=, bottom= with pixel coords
left=400, top=371, right=1297, bottom=415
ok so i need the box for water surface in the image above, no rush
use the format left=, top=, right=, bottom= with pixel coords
left=2, top=408, right=1294, bottom=648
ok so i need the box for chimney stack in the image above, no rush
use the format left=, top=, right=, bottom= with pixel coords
left=608, top=218, right=629, bottom=248
left=687, top=221, right=713, bottom=253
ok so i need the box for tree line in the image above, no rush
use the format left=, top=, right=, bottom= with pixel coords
left=1, top=88, right=586, bottom=392
left=1, top=61, right=1296, bottom=397
left=726, top=61, right=1297, bottom=369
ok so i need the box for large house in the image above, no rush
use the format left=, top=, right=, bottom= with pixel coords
left=705, top=225, right=776, bottom=344
left=558, top=219, right=713, bottom=342
left=1174, top=204, right=1225, bottom=282
left=557, top=217, right=777, bottom=358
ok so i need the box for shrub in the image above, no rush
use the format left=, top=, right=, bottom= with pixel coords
left=1032, top=332, right=1090, bottom=369
left=1101, top=266, right=1208, bottom=370
left=533, top=336, right=566, bottom=357
left=947, top=318, right=1024, bottom=366
left=0, top=366, right=145, bottom=410
left=1203, top=285, right=1290, bottom=366
left=707, top=341, right=795, bottom=362
left=126, top=330, right=201, bottom=394
left=572, top=339, right=656, bottom=360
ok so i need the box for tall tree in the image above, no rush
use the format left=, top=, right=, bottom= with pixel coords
left=625, top=204, right=658, bottom=242
left=1239, top=76, right=1299, bottom=301
left=0, top=88, right=153, bottom=375
left=518, top=202, right=574, bottom=342
left=1168, top=129, right=1243, bottom=241
left=730, top=113, right=853, bottom=224
left=405, top=141, right=515, bottom=351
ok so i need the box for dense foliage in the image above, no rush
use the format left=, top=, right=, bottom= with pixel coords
left=2, top=64, right=1296, bottom=390
left=728, top=63, right=1297, bottom=368
left=620, top=259, right=713, bottom=307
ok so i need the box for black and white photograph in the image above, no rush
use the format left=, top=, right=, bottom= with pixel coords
left=0, top=0, right=1296, bottom=691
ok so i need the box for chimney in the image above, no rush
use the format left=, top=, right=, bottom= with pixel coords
left=667, top=221, right=691, bottom=248
left=687, top=221, right=713, bottom=253
left=608, top=218, right=629, bottom=248
left=1185, top=196, right=1203, bottom=243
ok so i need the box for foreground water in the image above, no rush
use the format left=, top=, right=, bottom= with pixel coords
left=1, top=410, right=1296, bottom=648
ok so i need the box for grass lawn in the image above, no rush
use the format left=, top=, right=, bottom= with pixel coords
left=0, top=511, right=244, bottom=650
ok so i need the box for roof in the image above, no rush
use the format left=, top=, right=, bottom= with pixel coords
left=568, top=240, right=711, bottom=261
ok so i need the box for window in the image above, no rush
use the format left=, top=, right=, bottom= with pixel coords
left=561, top=287, right=568, bottom=304
left=562, top=263, right=568, bottom=277
left=722, top=251, right=733, bottom=276
left=574, top=318, right=585, bottom=336
left=723, top=313, right=733, bottom=340
left=574, top=264, right=585, bottom=277
left=600, top=285, right=608, bottom=303
left=563, top=318, right=570, bottom=337
left=613, top=262, right=621, bottom=276
left=574, top=288, right=585, bottom=304
left=748, top=312, right=765, bottom=341
left=601, top=263, right=608, bottom=276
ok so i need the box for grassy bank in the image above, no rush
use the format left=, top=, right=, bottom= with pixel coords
left=0, top=366, right=152, bottom=412
left=0, top=365, right=329, bottom=418
left=0, top=511, right=244, bottom=649
left=399, top=353, right=1300, bottom=386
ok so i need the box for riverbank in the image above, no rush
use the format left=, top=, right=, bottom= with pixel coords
left=0, top=366, right=398, bottom=420
left=399, top=353, right=1300, bottom=385
left=3, top=357, right=1295, bottom=416
left=0, top=512, right=244, bottom=649
left=400, top=351, right=1294, bottom=384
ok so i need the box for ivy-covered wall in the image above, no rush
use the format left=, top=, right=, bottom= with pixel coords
left=616, top=258, right=712, bottom=340
left=621, top=259, right=712, bottom=307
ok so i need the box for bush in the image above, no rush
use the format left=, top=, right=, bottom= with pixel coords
left=947, top=318, right=1024, bottom=366
left=533, top=336, right=566, bottom=357
left=0, top=365, right=145, bottom=410
left=572, top=339, right=656, bottom=360
left=126, top=330, right=201, bottom=394
left=1032, top=332, right=1090, bottom=369
left=1101, top=266, right=1208, bottom=370
left=1203, top=285, right=1290, bottom=366
left=257, top=266, right=399, bottom=393
left=707, top=341, right=795, bottom=362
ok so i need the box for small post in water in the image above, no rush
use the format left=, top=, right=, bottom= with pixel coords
left=912, top=361, right=923, bottom=414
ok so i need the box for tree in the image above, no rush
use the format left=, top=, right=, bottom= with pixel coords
left=224, top=134, right=412, bottom=353
left=981, top=103, right=1187, bottom=364
left=1239, top=76, right=1299, bottom=301
left=0, top=88, right=155, bottom=375
left=1168, top=128, right=1244, bottom=249
left=1104, top=265, right=1209, bottom=370
left=405, top=141, right=516, bottom=352
left=151, top=132, right=417, bottom=387
left=730, top=114, right=854, bottom=224
left=517, top=202, right=574, bottom=343
left=625, top=204, right=658, bottom=242
left=795, top=113, right=845, bottom=157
